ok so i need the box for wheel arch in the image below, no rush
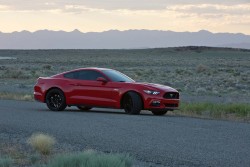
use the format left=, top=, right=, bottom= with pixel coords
left=120, top=90, right=144, bottom=109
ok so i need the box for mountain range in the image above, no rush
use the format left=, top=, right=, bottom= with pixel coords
left=0, top=29, right=250, bottom=49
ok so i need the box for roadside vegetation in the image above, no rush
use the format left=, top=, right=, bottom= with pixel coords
left=0, top=133, right=133, bottom=167
left=46, top=151, right=132, bottom=167
left=0, top=92, right=33, bottom=101
left=179, top=103, right=250, bottom=121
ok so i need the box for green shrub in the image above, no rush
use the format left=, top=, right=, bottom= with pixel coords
left=0, top=157, right=12, bottom=167
left=46, top=151, right=133, bottom=167
left=27, top=133, right=56, bottom=155
left=223, top=104, right=250, bottom=117
left=30, top=153, right=41, bottom=164
left=180, top=103, right=250, bottom=119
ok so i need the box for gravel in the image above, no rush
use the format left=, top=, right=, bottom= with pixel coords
left=0, top=100, right=250, bottom=167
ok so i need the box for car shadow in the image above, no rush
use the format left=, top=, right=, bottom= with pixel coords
left=36, top=107, right=181, bottom=118
left=67, top=108, right=154, bottom=116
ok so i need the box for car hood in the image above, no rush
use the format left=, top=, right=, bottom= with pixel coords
left=132, top=82, right=178, bottom=92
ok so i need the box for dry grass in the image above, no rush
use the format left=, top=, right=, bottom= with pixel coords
left=27, top=133, right=56, bottom=155
left=0, top=143, right=28, bottom=167
left=0, top=92, right=33, bottom=101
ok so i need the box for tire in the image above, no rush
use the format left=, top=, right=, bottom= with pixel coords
left=77, top=106, right=92, bottom=111
left=123, top=92, right=142, bottom=115
left=151, top=110, right=168, bottom=116
left=45, top=89, right=67, bottom=111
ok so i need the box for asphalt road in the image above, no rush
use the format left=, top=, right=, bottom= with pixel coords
left=0, top=100, right=250, bottom=167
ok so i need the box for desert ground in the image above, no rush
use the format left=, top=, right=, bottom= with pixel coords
left=0, top=47, right=249, bottom=103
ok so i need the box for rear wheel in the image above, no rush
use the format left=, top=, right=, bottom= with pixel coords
left=151, top=110, right=168, bottom=116
left=123, top=92, right=142, bottom=115
left=45, top=89, right=66, bottom=111
left=77, top=106, right=92, bottom=111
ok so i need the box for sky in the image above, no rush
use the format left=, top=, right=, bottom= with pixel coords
left=0, top=0, right=250, bottom=34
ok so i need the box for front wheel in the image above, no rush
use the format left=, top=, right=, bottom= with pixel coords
left=77, top=106, right=92, bottom=111
left=151, top=110, right=168, bottom=116
left=123, top=92, right=142, bottom=115
left=45, top=89, right=67, bottom=111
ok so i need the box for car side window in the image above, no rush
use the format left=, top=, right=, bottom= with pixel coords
left=64, top=70, right=104, bottom=81
left=78, top=70, right=105, bottom=80
left=64, top=71, right=79, bottom=79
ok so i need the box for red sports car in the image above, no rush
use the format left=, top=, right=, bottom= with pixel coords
left=34, top=68, right=179, bottom=115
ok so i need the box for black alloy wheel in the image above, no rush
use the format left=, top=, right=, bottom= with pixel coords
left=123, top=92, right=142, bottom=115
left=46, top=89, right=67, bottom=111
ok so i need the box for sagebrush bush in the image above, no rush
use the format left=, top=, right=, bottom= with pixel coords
left=4, top=69, right=31, bottom=79
left=42, top=64, right=53, bottom=70
left=196, top=64, right=208, bottom=73
left=27, top=133, right=56, bottom=155
left=0, top=157, right=12, bottom=167
left=46, top=151, right=133, bottom=167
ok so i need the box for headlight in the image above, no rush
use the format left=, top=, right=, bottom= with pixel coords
left=143, top=90, right=160, bottom=95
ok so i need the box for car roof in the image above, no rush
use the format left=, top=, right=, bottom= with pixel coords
left=73, top=67, right=112, bottom=71
left=52, top=67, right=113, bottom=78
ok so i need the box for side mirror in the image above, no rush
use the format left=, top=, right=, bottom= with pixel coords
left=96, top=77, right=107, bottom=83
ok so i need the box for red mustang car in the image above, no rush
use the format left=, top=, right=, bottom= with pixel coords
left=34, top=68, right=179, bottom=115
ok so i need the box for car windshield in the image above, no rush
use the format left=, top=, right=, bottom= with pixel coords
left=102, top=70, right=135, bottom=82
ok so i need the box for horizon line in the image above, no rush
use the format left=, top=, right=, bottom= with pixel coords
left=0, top=29, right=248, bottom=35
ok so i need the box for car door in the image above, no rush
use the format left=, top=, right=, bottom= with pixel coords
left=67, top=70, right=120, bottom=107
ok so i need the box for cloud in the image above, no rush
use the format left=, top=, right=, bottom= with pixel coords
left=166, top=4, right=250, bottom=15
left=1, top=0, right=250, bottom=34
left=1, top=0, right=250, bottom=11
left=2, top=0, right=249, bottom=16
left=1, top=0, right=249, bottom=27
left=0, top=4, right=10, bottom=11
left=164, top=4, right=250, bottom=26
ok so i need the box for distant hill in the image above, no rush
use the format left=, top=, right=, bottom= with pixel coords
left=0, top=29, right=250, bottom=49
